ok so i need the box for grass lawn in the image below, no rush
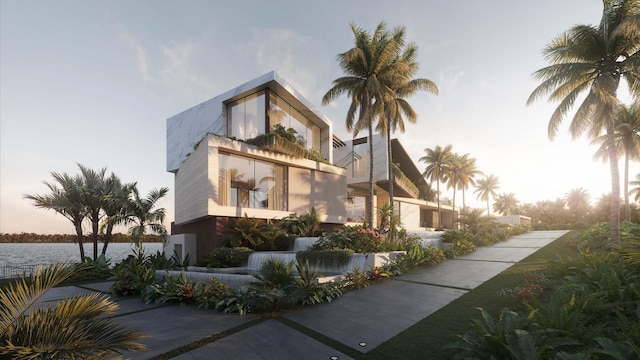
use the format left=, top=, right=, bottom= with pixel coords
left=362, top=231, right=579, bottom=360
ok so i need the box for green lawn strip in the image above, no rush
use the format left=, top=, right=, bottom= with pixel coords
left=363, top=231, right=579, bottom=360
left=147, top=317, right=266, bottom=360
left=275, top=317, right=365, bottom=359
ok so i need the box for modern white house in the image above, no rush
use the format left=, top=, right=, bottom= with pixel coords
left=334, top=133, right=457, bottom=230
left=166, top=72, right=347, bottom=260
left=165, top=71, right=456, bottom=262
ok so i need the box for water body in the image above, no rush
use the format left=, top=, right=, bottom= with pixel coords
left=0, top=242, right=164, bottom=268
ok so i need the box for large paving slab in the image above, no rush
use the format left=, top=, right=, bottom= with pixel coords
left=118, top=305, right=255, bottom=359
left=285, top=278, right=467, bottom=353
left=173, top=319, right=354, bottom=360
left=37, top=285, right=99, bottom=303
left=456, top=246, right=542, bottom=263
left=398, top=259, right=513, bottom=289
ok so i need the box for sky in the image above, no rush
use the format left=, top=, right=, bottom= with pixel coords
left=1, top=0, right=636, bottom=235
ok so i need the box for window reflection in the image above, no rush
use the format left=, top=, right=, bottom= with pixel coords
left=228, top=91, right=265, bottom=140
left=353, top=138, right=368, bottom=178
left=219, top=153, right=286, bottom=210
left=268, top=92, right=320, bottom=151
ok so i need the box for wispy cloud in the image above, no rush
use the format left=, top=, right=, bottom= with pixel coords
left=117, top=25, right=214, bottom=101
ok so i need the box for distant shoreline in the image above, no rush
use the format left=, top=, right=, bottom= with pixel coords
left=0, top=233, right=164, bottom=243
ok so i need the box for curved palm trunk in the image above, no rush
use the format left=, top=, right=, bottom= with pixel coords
left=486, top=198, right=490, bottom=216
left=606, top=125, right=621, bottom=244
left=102, top=223, right=114, bottom=256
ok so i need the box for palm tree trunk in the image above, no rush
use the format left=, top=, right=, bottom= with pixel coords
left=451, top=180, right=456, bottom=229
left=367, top=119, right=375, bottom=229
left=486, top=198, right=490, bottom=216
left=436, top=178, right=441, bottom=228
left=91, top=217, right=99, bottom=261
left=102, top=223, right=114, bottom=256
left=387, top=125, right=394, bottom=216
left=75, top=223, right=85, bottom=262
left=624, top=152, right=630, bottom=222
left=606, top=125, right=621, bottom=244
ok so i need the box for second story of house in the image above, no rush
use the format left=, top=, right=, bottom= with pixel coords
left=167, top=71, right=334, bottom=173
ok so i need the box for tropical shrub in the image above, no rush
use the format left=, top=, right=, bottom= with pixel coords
left=497, top=273, right=549, bottom=304
left=67, top=255, right=112, bottom=281
left=110, top=253, right=155, bottom=296
left=199, top=247, right=254, bottom=268
left=143, top=271, right=197, bottom=304
left=313, top=225, right=387, bottom=253
left=290, top=260, right=342, bottom=306
left=340, top=268, right=372, bottom=290
left=423, top=245, right=447, bottom=265
left=279, top=208, right=320, bottom=237
left=226, top=214, right=264, bottom=249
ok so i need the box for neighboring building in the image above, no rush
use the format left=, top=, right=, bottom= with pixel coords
left=334, top=133, right=457, bottom=230
left=166, top=72, right=347, bottom=261
left=495, top=215, right=532, bottom=225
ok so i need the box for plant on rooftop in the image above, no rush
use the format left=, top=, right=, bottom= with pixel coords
left=0, top=263, right=146, bottom=358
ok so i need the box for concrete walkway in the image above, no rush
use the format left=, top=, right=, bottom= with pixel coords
left=38, top=230, right=568, bottom=359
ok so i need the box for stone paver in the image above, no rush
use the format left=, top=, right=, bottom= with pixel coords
left=173, top=319, right=354, bottom=360
left=285, top=279, right=467, bottom=353
left=117, top=305, right=255, bottom=360
left=399, top=259, right=513, bottom=289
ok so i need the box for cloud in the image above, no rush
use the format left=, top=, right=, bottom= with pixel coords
left=252, top=28, right=329, bottom=101
left=117, top=25, right=214, bottom=101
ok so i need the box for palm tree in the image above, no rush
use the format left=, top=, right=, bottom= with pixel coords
left=374, top=42, right=438, bottom=214
left=565, top=187, right=591, bottom=223
left=474, top=174, right=500, bottom=215
left=493, top=192, right=519, bottom=216
left=24, top=172, right=87, bottom=262
left=115, top=185, right=169, bottom=254
left=0, top=263, right=146, bottom=357
left=100, top=174, right=133, bottom=256
left=527, top=1, right=640, bottom=243
left=445, top=153, right=466, bottom=227
left=323, top=22, right=407, bottom=228
left=420, top=145, right=454, bottom=228
left=457, top=154, right=483, bottom=211
left=592, top=102, right=640, bottom=221
left=78, top=164, right=107, bottom=261
left=631, top=173, right=640, bottom=202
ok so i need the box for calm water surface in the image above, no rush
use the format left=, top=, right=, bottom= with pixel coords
left=0, top=242, right=164, bottom=267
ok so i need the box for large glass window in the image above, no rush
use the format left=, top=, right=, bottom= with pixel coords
left=347, top=193, right=366, bottom=223
left=352, top=138, right=368, bottom=178
left=228, top=91, right=266, bottom=140
left=268, top=92, right=320, bottom=151
left=219, top=153, right=286, bottom=210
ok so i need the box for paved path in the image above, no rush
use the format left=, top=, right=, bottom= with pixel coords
left=37, top=230, right=568, bottom=359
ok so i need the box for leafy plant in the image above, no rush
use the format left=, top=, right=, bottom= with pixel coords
left=291, top=260, right=343, bottom=306
left=226, top=214, right=264, bottom=249
left=280, top=208, right=320, bottom=237
left=110, top=252, right=155, bottom=296
left=340, top=268, right=372, bottom=290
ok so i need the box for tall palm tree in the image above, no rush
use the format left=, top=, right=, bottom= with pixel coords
left=592, top=102, right=640, bottom=221
left=24, top=172, right=87, bottom=262
left=457, top=154, right=483, bottom=212
left=493, top=192, right=519, bottom=216
left=630, top=173, right=640, bottom=202
left=565, top=187, right=591, bottom=223
left=375, top=42, right=438, bottom=214
left=527, top=0, right=640, bottom=243
left=323, top=22, right=407, bottom=228
left=420, top=145, right=454, bottom=228
left=115, top=185, right=169, bottom=254
left=0, top=263, right=146, bottom=357
left=474, top=174, right=500, bottom=215
left=78, top=164, right=107, bottom=261
left=444, top=153, right=463, bottom=228
left=100, top=174, right=133, bottom=256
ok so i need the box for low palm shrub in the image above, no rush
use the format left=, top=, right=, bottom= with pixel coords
left=1, top=263, right=146, bottom=358
left=296, top=248, right=353, bottom=268
left=312, top=225, right=387, bottom=253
